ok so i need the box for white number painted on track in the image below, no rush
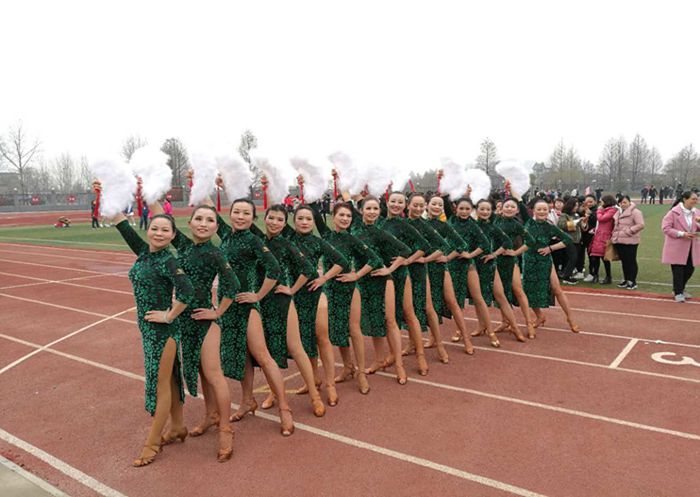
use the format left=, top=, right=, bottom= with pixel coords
left=651, top=352, right=700, bottom=368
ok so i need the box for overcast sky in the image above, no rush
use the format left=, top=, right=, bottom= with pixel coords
left=1, top=0, right=698, bottom=172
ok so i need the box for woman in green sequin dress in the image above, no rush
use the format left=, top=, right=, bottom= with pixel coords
left=284, top=205, right=348, bottom=406
left=149, top=201, right=239, bottom=461
left=474, top=199, right=526, bottom=343
left=215, top=199, right=294, bottom=436
left=446, top=197, right=500, bottom=348
left=250, top=205, right=325, bottom=417
left=425, top=195, right=476, bottom=354
left=494, top=190, right=538, bottom=338
left=349, top=196, right=411, bottom=384
left=112, top=211, right=195, bottom=468
left=405, top=194, right=450, bottom=364
left=377, top=192, right=431, bottom=375
left=312, top=202, right=383, bottom=394
left=523, top=199, right=581, bottom=333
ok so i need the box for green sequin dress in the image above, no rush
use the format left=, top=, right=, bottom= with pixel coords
left=523, top=219, right=573, bottom=308
left=116, top=220, right=195, bottom=415
left=408, top=217, right=451, bottom=323
left=474, top=218, right=512, bottom=306
left=349, top=210, right=411, bottom=337
left=171, top=228, right=239, bottom=396
left=377, top=215, right=431, bottom=331
left=250, top=225, right=316, bottom=368
left=426, top=216, right=469, bottom=319
left=283, top=226, right=349, bottom=357
left=216, top=214, right=281, bottom=380
left=312, top=206, right=383, bottom=346
left=446, top=208, right=490, bottom=306
left=493, top=216, right=535, bottom=305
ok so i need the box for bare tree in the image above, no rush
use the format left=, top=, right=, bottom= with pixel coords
left=24, top=159, right=54, bottom=193
left=628, top=134, right=649, bottom=189
left=160, top=138, right=189, bottom=186
left=0, top=122, right=41, bottom=196
left=78, top=155, right=92, bottom=191
left=648, top=147, right=663, bottom=181
left=476, top=137, right=499, bottom=178
left=53, top=153, right=76, bottom=193
left=121, top=134, right=148, bottom=161
left=665, top=144, right=699, bottom=187
left=238, top=129, right=260, bottom=197
left=598, top=137, right=629, bottom=191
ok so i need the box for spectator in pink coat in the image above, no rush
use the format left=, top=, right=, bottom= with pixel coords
left=163, top=198, right=173, bottom=216
left=662, top=191, right=700, bottom=302
left=611, top=196, right=645, bottom=289
left=587, top=195, right=617, bottom=284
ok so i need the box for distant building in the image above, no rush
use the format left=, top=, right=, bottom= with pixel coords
left=0, top=172, right=20, bottom=194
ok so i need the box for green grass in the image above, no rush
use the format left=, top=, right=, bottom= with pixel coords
left=0, top=205, right=693, bottom=295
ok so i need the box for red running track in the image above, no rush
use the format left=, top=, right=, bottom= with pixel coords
left=0, top=241, right=698, bottom=497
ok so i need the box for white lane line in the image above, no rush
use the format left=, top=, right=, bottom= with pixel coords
left=371, top=369, right=700, bottom=441
left=0, top=271, right=132, bottom=294
left=461, top=315, right=700, bottom=350
left=0, top=455, right=70, bottom=497
left=0, top=336, right=549, bottom=497
left=0, top=237, right=126, bottom=248
left=0, top=293, right=135, bottom=324
left=0, top=307, right=135, bottom=376
left=0, top=249, right=133, bottom=266
left=0, top=258, right=125, bottom=276
left=0, top=241, right=133, bottom=257
left=571, top=307, right=700, bottom=324
left=565, top=290, right=700, bottom=305
left=0, top=429, right=127, bottom=497
left=609, top=339, right=640, bottom=369
left=444, top=338, right=700, bottom=385
left=0, top=456, right=70, bottom=497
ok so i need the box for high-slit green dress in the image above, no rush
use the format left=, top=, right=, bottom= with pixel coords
left=523, top=219, right=573, bottom=308
left=116, top=220, right=195, bottom=415
left=474, top=218, right=512, bottom=307
left=215, top=214, right=281, bottom=380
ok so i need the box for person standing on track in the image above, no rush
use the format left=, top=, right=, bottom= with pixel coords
left=348, top=195, right=411, bottom=384
left=311, top=201, right=383, bottom=395
left=445, top=196, right=499, bottom=348
left=249, top=205, right=326, bottom=418
left=148, top=201, right=239, bottom=462
left=522, top=198, right=580, bottom=333
left=662, top=191, right=700, bottom=302
left=587, top=195, right=617, bottom=284
left=283, top=204, right=348, bottom=406
left=108, top=199, right=196, bottom=468
left=214, top=198, right=295, bottom=436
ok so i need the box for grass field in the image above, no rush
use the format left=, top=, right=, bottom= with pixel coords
left=0, top=204, right=695, bottom=295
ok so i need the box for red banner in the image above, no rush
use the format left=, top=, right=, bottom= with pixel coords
left=216, top=189, right=221, bottom=212
left=93, top=189, right=101, bottom=217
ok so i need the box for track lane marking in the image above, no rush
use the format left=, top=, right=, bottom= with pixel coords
left=0, top=249, right=133, bottom=266
left=0, top=293, right=135, bottom=324
left=0, top=271, right=132, bottom=294
left=0, top=241, right=134, bottom=257
left=609, top=339, right=639, bottom=368
left=0, top=307, right=135, bottom=375
left=0, top=429, right=127, bottom=497
left=0, top=258, right=126, bottom=277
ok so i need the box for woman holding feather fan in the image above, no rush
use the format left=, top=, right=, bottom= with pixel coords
left=345, top=194, right=412, bottom=384
left=311, top=200, right=383, bottom=394
left=208, top=156, right=295, bottom=436
left=91, top=169, right=195, bottom=468
left=147, top=192, right=239, bottom=462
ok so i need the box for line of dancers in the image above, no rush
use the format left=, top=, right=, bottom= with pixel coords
left=104, top=179, right=580, bottom=467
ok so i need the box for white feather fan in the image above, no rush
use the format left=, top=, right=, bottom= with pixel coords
left=189, top=153, right=218, bottom=206
left=495, top=160, right=532, bottom=198
left=216, top=155, right=251, bottom=202
left=464, top=167, right=492, bottom=203
left=251, top=150, right=296, bottom=205
left=439, top=158, right=469, bottom=199
left=129, top=146, right=172, bottom=204
left=290, top=155, right=332, bottom=203
left=89, top=158, right=137, bottom=218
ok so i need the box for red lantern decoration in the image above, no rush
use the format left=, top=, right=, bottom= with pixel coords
left=331, top=169, right=339, bottom=200
left=436, top=169, right=443, bottom=194
left=408, top=179, right=416, bottom=193
left=216, top=188, right=221, bottom=212
left=135, top=177, right=143, bottom=216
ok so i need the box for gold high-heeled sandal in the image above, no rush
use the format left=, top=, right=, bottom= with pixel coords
left=230, top=399, right=258, bottom=422
left=326, top=384, right=339, bottom=407
left=189, top=412, right=220, bottom=437
left=132, top=443, right=162, bottom=468
left=396, top=364, right=408, bottom=385
left=261, top=393, right=276, bottom=410
left=334, top=364, right=357, bottom=383
left=280, top=408, right=294, bottom=437
left=160, top=426, right=188, bottom=446
left=217, top=425, right=234, bottom=463
left=416, top=353, right=429, bottom=376
left=488, top=332, right=500, bottom=348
